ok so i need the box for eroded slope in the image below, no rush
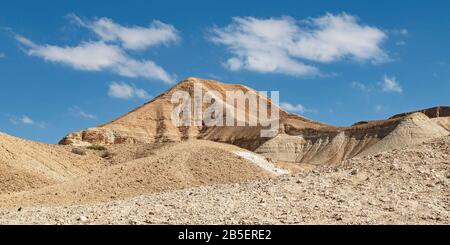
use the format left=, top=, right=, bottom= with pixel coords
left=0, top=132, right=108, bottom=193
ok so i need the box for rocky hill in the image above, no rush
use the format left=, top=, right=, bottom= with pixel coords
left=59, top=77, right=450, bottom=165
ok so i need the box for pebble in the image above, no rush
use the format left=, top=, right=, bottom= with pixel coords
left=78, top=216, right=88, bottom=223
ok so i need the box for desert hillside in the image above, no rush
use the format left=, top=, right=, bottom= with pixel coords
left=0, top=132, right=108, bottom=193
left=0, top=77, right=449, bottom=224
left=60, top=77, right=450, bottom=165
left=0, top=135, right=448, bottom=224
left=0, top=140, right=288, bottom=208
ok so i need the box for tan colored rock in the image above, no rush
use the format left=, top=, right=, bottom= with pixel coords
left=59, top=77, right=450, bottom=165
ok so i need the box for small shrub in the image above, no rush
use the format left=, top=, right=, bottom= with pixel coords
left=71, top=147, right=86, bottom=155
left=87, top=145, right=107, bottom=151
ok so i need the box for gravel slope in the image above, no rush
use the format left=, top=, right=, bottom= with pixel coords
left=0, top=132, right=108, bottom=194
left=0, top=140, right=281, bottom=208
left=1, top=136, right=448, bottom=224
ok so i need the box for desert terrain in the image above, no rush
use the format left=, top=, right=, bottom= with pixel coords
left=0, top=77, right=449, bottom=224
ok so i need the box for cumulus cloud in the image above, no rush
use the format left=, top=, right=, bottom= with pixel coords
left=15, top=35, right=175, bottom=83
left=10, top=115, right=46, bottom=128
left=209, top=13, right=388, bottom=76
left=68, top=106, right=97, bottom=120
left=17, top=38, right=123, bottom=71
left=280, top=102, right=316, bottom=114
left=381, top=75, right=403, bottom=93
left=68, top=14, right=179, bottom=50
left=21, top=115, right=34, bottom=124
left=14, top=15, right=178, bottom=84
left=108, top=82, right=150, bottom=100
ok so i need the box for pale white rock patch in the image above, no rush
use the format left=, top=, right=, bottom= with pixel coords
left=233, top=151, right=289, bottom=175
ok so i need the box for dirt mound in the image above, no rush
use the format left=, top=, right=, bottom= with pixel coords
left=0, top=140, right=286, bottom=208
left=433, top=117, right=450, bottom=131
left=0, top=132, right=107, bottom=194
left=2, top=136, right=448, bottom=224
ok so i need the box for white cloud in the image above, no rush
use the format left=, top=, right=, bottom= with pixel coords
left=10, top=115, right=46, bottom=128
left=381, top=75, right=403, bottom=93
left=291, top=14, right=388, bottom=63
left=15, top=35, right=37, bottom=47
left=69, top=106, right=97, bottom=120
left=14, top=15, right=178, bottom=84
left=280, top=102, right=316, bottom=114
left=19, top=39, right=123, bottom=70
left=16, top=36, right=175, bottom=84
left=210, top=13, right=388, bottom=76
left=224, top=57, right=243, bottom=71
left=0, top=53, right=5, bottom=58
left=21, top=115, right=34, bottom=124
left=392, top=28, right=408, bottom=36
left=79, top=111, right=96, bottom=120
left=351, top=81, right=372, bottom=92
left=392, top=29, right=408, bottom=46
left=68, top=14, right=179, bottom=50
left=108, top=82, right=150, bottom=100
left=400, top=29, right=408, bottom=35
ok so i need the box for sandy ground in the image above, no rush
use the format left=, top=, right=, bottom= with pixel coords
left=0, top=132, right=109, bottom=194
left=0, top=136, right=448, bottom=224
left=0, top=140, right=283, bottom=208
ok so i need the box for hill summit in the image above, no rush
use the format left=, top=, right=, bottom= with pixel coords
left=59, top=77, right=450, bottom=165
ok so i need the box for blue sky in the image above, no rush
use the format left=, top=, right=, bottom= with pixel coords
left=1, top=0, right=450, bottom=143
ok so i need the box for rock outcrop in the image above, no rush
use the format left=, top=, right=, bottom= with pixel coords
left=390, top=106, right=450, bottom=119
